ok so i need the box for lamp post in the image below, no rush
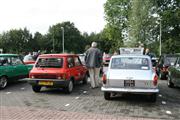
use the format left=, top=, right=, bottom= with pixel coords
left=61, top=27, right=64, bottom=53
left=53, top=34, right=55, bottom=52
left=159, top=18, right=162, bottom=56
left=152, top=13, right=162, bottom=56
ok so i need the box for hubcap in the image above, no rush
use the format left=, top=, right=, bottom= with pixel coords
left=0, top=77, right=7, bottom=88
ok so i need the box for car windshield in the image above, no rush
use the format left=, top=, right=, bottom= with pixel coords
left=164, top=57, right=177, bottom=65
left=35, top=58, right=63, bottom=68
left=111, top=57, right=150, bottom=70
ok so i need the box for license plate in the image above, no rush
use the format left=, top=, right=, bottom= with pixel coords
left=38, top=81, right=53, bottom=86
left=124, top=80, right=135, bottom=87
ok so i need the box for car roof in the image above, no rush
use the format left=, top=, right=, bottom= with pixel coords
left=39, top=53, right=78, bottom=58
left=0, top=54, right=19, bottom=57
left=111, top=55, right=151, bottom=59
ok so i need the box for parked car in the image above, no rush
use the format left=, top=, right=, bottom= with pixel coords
left=101, top=55, right=159, bottom=102
left=27, top=54, right=88, bottom=93
left=78, top=54, right=85, bottom=65
left=103, top=54, right=111, bottom=66
left=0, top=54, right=33, bottom=89
left=167, top=55, right=180, bottom=88
left=156, top=54, right=178, bottom=80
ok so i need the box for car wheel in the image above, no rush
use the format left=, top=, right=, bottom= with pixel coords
left=82, top=74, right=88, bottom=84
left=0, top=76, right=8, bottom=89
left=149, top=94, right=157, bottom=102
left=167, top=75, right=174, bottom=88
left=32, top=86, right=41, bottom=92
left=104, top=92, right=111, bottom=100
left=65, top=80, right=73, bottom=94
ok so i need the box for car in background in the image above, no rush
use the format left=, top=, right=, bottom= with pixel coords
left=78, top=54, right=85, bottom=65
left=167, top=55, right=180, bottom=88
left=0, top=54, right=33, bottom=89
left=101, top=50, right=159, bottom=102
left=103, top=54, right=112, bottom=66
left=27, top=54, right=88, bottom=93
left=156, top=54, right=178, bottom=80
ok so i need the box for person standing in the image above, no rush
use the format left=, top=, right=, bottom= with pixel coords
left=85, top=42, right=102, bottom=89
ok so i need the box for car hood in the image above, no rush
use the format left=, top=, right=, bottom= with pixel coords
left=107, top=69, right=154, bottom=80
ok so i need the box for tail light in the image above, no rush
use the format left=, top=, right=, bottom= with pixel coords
left=153, top=75, right=158, bottom=86
left=102, top=74, right=107, bottom=84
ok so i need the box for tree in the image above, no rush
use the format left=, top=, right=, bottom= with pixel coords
left=104, top=0, right=130, bottom=49
left=48, top=21, right=85, bottom=53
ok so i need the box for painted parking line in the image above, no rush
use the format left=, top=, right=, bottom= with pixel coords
left=65, top=104, right=70, bottom=107
left=166, top=111, right=172, bottom=115
left=75, top=97, right=79, bottom=99
left=162, top=101, right=166, bottom=105
left=6, top=92, right=12, bottom=94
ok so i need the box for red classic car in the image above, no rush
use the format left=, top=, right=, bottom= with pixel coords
left=27, top=54, right=88, bottom=93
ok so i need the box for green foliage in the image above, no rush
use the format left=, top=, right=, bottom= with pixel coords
left=48, top=22, right=85, bottom=53
left=104, top=0, right=180, bottom=55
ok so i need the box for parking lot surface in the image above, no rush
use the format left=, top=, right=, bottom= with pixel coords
left=0, top=80, right=180, bottom=120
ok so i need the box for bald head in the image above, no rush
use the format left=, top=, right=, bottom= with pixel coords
left=91, top=42, right=97, bottom=48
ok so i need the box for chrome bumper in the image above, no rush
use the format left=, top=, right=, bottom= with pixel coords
left=101, top=86, right=159, bottom=93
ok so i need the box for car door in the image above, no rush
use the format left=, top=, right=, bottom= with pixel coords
left=67, top=57, right=81, bottom=81
left=11, top=56, right=29, bottom=78
left=0, top=56, right=14, bottom=78
left=74, top=56, right=86, bottom=80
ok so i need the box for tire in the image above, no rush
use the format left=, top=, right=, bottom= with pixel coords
left=82, top=74, right=88, bottom=84
left=0, top=76, right=8, bottom=89
left=65, top=80, right=73, bottom=94
left=32, top=86, right=41, bottom=92
left=167, top=75, right=174, bottom=88
left=104, top=92, right=111, bottom=100
left=149, top=94, right=157, bottom=102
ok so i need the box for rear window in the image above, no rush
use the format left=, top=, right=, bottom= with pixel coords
left=35, top=58, right=63, bottom=68
left=111, top=57, right=150, bottom=70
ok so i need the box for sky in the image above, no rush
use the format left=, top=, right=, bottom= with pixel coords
left=0, top=0, right=107, bottom=34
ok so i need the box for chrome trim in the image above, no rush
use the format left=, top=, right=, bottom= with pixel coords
left=20, top=78, right=65, bottom=82
left=101, top=86, right=159, bottom=93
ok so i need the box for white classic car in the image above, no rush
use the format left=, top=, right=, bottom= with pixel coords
left=101, top=54, right=159, bottom=102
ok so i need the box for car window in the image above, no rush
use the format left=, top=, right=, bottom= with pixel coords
left=35, top=58, right=63, bottom=68
left=67, top=57, right=75, bottom=68
left=111, top=57, right=150, bottom=70
left=11, top=56, right=24, bottom=65
left=0, top=57, right=11, bottom=66
left=74, top=57, right=81, bottom=66
left=164, top=57, right=177, bottom=65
